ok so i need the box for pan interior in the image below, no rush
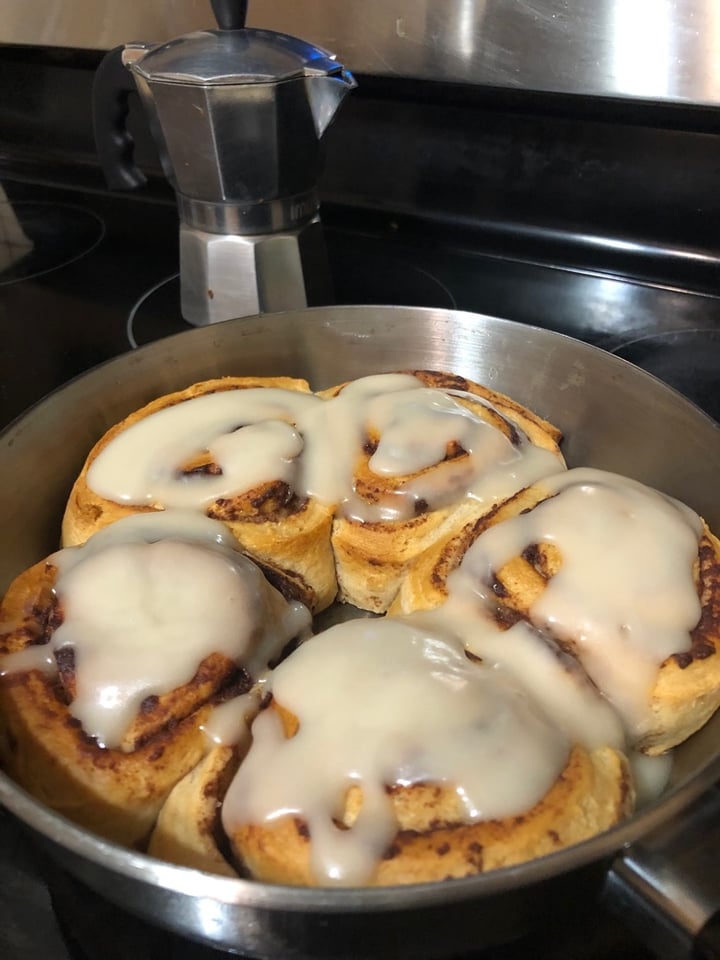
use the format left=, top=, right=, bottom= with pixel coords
left=0, top=305, right=718, bottom=901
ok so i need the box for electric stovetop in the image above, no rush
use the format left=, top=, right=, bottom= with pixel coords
left=0, top=171, right=718, bottom=960
left=1, top=177, right=719, bottom=433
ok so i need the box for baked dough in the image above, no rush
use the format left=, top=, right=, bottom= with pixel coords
left=319, top=370, right=566, bottom=612
left=391, top=470, right=720, bottom=755
left=152, top=700, right=633, bottom=885
left=232, top=743, right=632, bottom=885
left=61, top=377, right=337, bottom=614
left=149, top=745, right=242, bottom=877
left=0, top=557, right=214, bottom=846
left=0, top=522, right=309, bottom=847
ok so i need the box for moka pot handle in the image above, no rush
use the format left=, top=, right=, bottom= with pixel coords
left=91, top=45, right=147, bottom=191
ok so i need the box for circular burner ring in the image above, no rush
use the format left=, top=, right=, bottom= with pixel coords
left=611, top=328, right=720, bottom=423
left=0, top=201, right=105, bottom=284
left=126, top=272, right=182, bottom=349
left=126, top=254, right=458, bottom=350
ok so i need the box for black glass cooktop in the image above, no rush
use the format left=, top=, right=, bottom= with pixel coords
left=0, top=178, right=718, bottom=432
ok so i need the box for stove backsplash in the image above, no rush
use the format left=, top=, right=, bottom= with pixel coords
left=3, top=0, right=720, bottom=105
left=2, top=43, right=720, bottom=292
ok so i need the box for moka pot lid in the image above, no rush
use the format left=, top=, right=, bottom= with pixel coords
left=125, top=28, right=345, bottom=86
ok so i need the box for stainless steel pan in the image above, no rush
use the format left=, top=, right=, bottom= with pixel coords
left=1, top=305, right=718, bottom=959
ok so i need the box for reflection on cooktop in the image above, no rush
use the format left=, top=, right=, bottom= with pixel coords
left=126, top=242, right=457, bottom=348
left=0, top=198, right=105, bottom=284
left=612, top=328, right=720, bottom=423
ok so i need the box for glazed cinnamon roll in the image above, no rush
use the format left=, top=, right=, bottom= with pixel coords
left=391, top=468, right=720, bottom=755
left=0, top=512, right=310, bottom=847
left=150, top=616, right=633, bottom=885
left=317, top=370, right=566, bottom=612
left=61, top=371, right=565, bottom=616
left=61, top=377, right=337, bottom=613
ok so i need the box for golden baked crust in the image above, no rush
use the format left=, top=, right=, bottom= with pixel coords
left=210, top=702, right=633, bottom=885
left=149, top=745, right=242, bottom=877
left=61, top=376, right=337, bottom=614
left=642, top=531, right=720, bottom=753
left=391, top=481, right=720, bottom=755
left=388, top=507, right=484, bottom=616
left=0, top=547, right=291, bottom=848
left=320, top=370, right=565, bottom=613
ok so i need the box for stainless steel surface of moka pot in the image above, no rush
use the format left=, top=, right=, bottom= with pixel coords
left=92, top=0, right=356, bottom=325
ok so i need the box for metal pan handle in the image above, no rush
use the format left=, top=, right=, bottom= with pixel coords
left=603, top=784, right=720, bottom=960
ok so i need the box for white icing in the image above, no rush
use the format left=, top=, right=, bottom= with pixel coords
left=0, top=645, right=55, bottom=676
left=201, top=686, right=265, bottom=747
left=58, top=509, right=240, bottom=555
left=222, top=617, right=570, bottom=886
left=219, top=465, right=705, bottom=884
left=0, top=512, right=311, bottom=750
left=86, top=374, right=564, bottom=524
left=311, top=379, right=563, bottom=522
left=406, top=603, right=626, bottom=752
left=630, top=751, right=674, bottom=806
left=452, top=467, right=703, bottom=738
left=87, top=389, right=319, bottom=509
left=406, top=603, right=672, bottom=805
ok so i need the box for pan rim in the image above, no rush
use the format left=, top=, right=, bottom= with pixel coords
left=1, top=755, right=718, bottom=911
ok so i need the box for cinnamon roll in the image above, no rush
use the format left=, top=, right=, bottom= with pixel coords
left=391, top=467, right=720, bottom=755
left=0, top=512, right=310, bottom=847
left=150, top=616, right=633, bottom=885
left=61, top=377, right=337, bottom=614
left=317, top=370, right=566, bottom=612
